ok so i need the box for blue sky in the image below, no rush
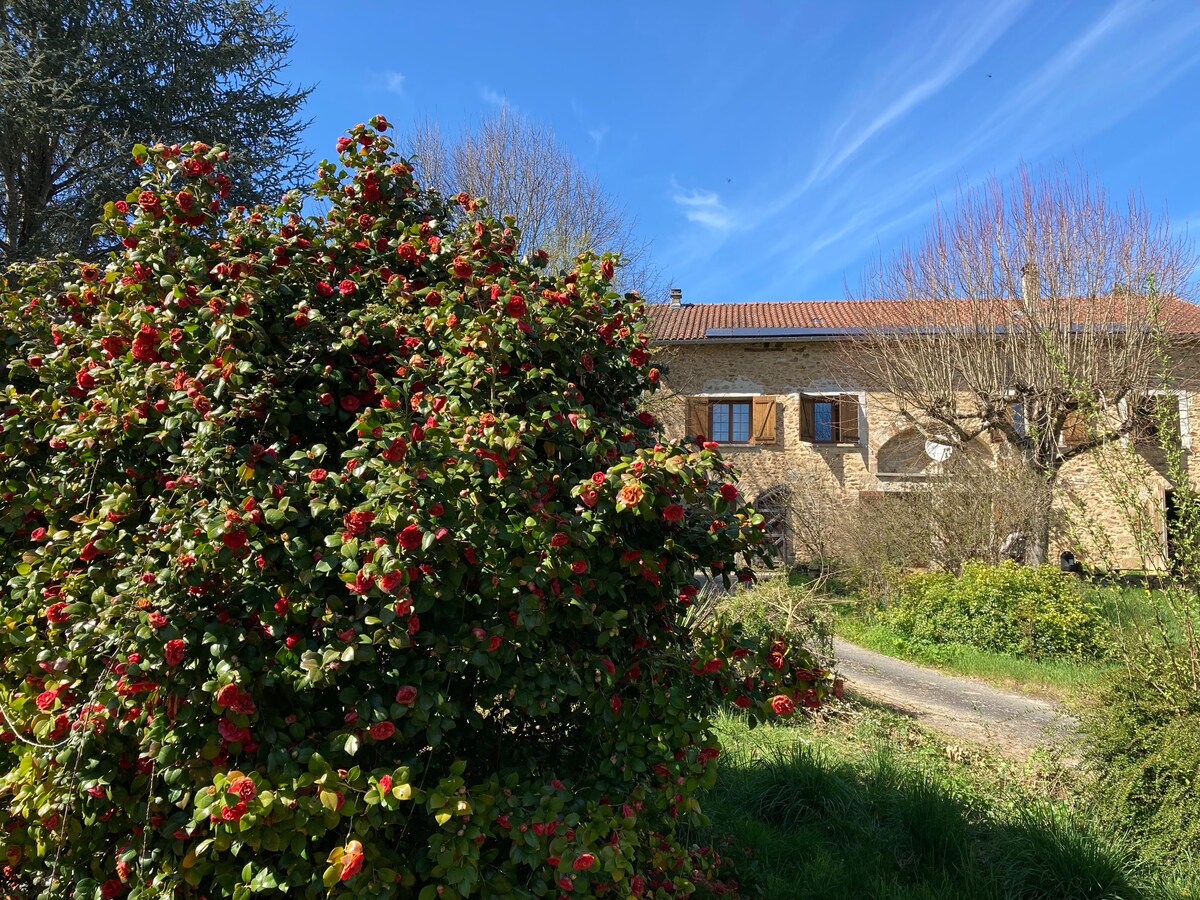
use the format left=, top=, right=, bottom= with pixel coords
left=283, top=0, right=1200, bottom=302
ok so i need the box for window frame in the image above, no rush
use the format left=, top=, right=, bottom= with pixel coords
left=1131, top=389, right=1191, bottom=451
left=687, top=394, right=778, bottom=447
left=707, top=398, right=754, bottom=445
left=800, top=391, right=863, bottom=446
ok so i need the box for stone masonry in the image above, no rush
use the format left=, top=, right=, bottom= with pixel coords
left=651, top=333, right=1200, bottom=571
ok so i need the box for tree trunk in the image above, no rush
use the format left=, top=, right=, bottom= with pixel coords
left=1023, top=467, right=1058, bottom=566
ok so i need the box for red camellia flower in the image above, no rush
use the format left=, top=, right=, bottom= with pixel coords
left=343, top=510, right=375, bottom=535
left=398, top=524, right=423, bottom=550
left=131, top=324, right=159, bottom=362
left=719, top=483, right=739, bottom=501
left=381, top=438, right=407, bottom=462
left=338, top=279, right=356, bottom=296
left=770, top=694, right=795, bottom=716
left=379, top=774, right=392, bottom=793
left=340, top=840, right=364, bottom=881
left=35, top=690, right=57, bottom=710
left=573, top=853, right=596, bottom=870
left=506, top=294, right=527, bottom=318
left=570, top=560, right=588, bottom=575
left=452, top=256, right=472, bottom=279
left=336, top=136, right=353, bottom=153
left=550, top=532, right=569, bottom=548
left=80, top=540, right=101, bottom=562
left=340, top=395, right=360, bottom=412
left=369, top=721, right=396, bottom=740
left=215, top=684, right=241, bottom=708
left=394, top=686, right=417, bottom=705
left=164, top=639, right=186, bottom=667
left=662, top=504, right=684, bottom=522
left=629, top=348, right=647, bottom=366
left=308, top=468, right=327, bottom=482
left=138, top=190, right=161, bottom=215
left=148, top=612, right=168, bottom=629
left=590, top=472, right=605, bottom=485
left=221, top=801, right=247, bottom=821
left=45, top=602, right=69, bottom=623
left=221, top=529, right=248, bottom=551
left=228, top=776, right=257, bottom=801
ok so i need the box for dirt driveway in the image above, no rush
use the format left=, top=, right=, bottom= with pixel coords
left=833, top=638, right=1079, bottom=758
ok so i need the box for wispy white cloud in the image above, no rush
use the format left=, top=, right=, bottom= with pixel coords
left=736, top=0, right=1200, bottom=300
left=569, top=99, right=609, bottom=152
left=673, top=188, right=735, bottom=231
left=382, top=70, right=405, bottom=95
left=480, top=85, right=507, bottom=107
left=803, top=0, right=1030, bottom=190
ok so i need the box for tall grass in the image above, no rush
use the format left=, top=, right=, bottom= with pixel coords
left=700, top=712, right=1164, bottom=900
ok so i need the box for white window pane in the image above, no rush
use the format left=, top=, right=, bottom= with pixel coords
left=814, top=402, right=833, bottom=442
left=712, top=404, right=729, bottom=441
left=732, top=403, right=751, bottom=442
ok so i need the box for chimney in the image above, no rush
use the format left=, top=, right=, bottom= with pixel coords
left=669, top=287, right=683, bottom=307
left=1021, top=263, right=1040, bottom=302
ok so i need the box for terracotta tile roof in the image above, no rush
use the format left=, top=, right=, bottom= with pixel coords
left=647, top=298, right=1200, bottom=342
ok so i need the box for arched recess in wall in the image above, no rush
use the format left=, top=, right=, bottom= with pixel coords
left=754, top=484, right=790, bottom=562
left=875, top=428, right=940, bottom=478
left=875, top=428, right=991, bottom=478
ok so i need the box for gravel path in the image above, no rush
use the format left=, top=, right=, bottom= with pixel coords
left=832, top=639, right=1079, bottom=757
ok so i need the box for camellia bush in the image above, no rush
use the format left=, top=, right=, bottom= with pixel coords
left=0, top=117, right=831, bottom=899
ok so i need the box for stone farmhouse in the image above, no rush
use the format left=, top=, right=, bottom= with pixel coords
left=648, top=292, right=1200, bottom=571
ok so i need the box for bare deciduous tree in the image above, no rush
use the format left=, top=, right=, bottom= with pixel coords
left=408, top=105, right=659, bottom=294
left=850, top=164, right=1197, bottom=564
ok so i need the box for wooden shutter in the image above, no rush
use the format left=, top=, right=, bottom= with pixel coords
left=752, top=396, right=777, bottom=444
left=799, top=396, right=814, bottom=443
left=686, top=398, right=708, bottom=441
left=837, top=395, right=860, bottom=444
left=1061, top=410, right=1088, bottom=447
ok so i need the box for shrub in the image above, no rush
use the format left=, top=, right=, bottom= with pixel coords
left=718, top=577, right=834, bottom=664
left=1084, top=671, right=1200, bottom=869
left=0, top=119, right=831, bottom=898
left=885, top=561, right=1110, bottom=658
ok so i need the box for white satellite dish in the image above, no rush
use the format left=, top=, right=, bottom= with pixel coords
left=924, top=439, right=953, bottom=463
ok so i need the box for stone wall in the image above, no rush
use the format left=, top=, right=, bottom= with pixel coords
left=656, top=338, right=1200, bottom=571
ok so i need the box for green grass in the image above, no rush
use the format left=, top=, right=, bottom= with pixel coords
left=834, top=616, right=1112, bottom=704
left=811, top=576, right=1178, bottom=705
left=699, top=706, right=1189, bottom=900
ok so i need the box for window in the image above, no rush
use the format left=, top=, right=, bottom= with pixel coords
left=800, top=394, right=860, bottom=445
left=991, top=400, right=1028, bottom=443
left=685, top=396, right=777, bottom=445
left=1132, top=392, right=1188, bottom=449
left=709, top=400, right=752, bottom=443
